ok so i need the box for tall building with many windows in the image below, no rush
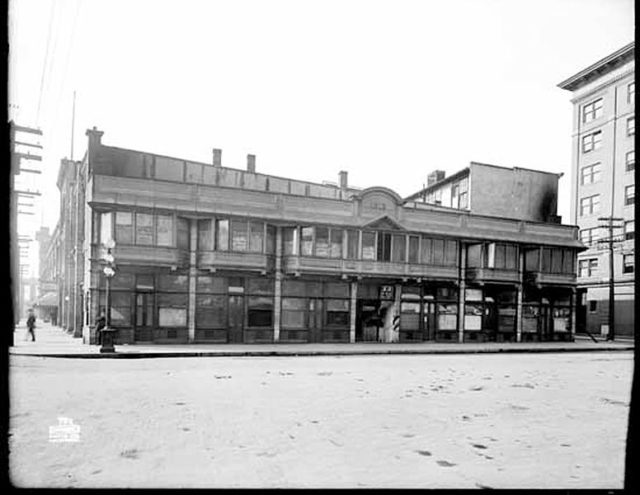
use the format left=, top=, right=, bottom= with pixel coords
left=558, top=41, right=635, bottom=337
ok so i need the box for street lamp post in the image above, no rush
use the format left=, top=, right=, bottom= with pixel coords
left=100, top=239, right=117, bottom=353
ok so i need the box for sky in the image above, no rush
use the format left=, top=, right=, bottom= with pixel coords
left=8, top=0, right=635, bottom=277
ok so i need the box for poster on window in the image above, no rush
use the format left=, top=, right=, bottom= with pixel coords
left=159, top=308, right=187, bottom=327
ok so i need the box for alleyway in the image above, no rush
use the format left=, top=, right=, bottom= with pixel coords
left=9, top=350, right=632, bottom=488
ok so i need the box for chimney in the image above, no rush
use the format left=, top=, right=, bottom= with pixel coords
left=85, top=126, right=104, bottom=148
left=339, top=170, right=348, bottom=189
left=247, top=154, right=256, bottom=174
left=212, top=148, right=222, bottom=167
left=427, top=170, right=445, bottom=186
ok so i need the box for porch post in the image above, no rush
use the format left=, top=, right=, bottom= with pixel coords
left=516, top=249, right=525, bottom=342
left=570, top=287, right=577, bottom=342
left=457, top=242, right=466, bottom=343
left=273, top=227, right=283, bottom=343
left=187, top=219, right=197, bottom=343
left=350, top=279, right=358, bottom=343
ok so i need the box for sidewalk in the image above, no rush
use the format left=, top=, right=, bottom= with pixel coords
left=9, top=320, right=635, bottom=359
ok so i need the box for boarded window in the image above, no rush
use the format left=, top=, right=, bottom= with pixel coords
left=330, top=229, right=343, bottom=258
left=177, top=217, right=190, bottom=250
left=156, top=215, right=173, bottom=247
left=282, top=297, right=307, bottom=329
left=198, top=219, right=212, bottom=250
left=346, top=229, right=359, bottom=259
left=216, top=219, right=229, bottom=251
left=196, top=294, right=226, bottom=328
left=315, top=227, right=329, bottom=257
left=136, top=213, right=154, bottom=245
left=159, top=308, right=187, bottom=327
left=391, top=234, right=406, bottom=263
left=249, top=221, right=264, bottom=253
left=115, top=211, right=133, bottom=244
left=362, top=232, right=376, bottom=260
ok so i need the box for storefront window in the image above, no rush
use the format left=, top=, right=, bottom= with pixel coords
left=196, top=294, right=226, bottom=328
left=437, top=303, right=458, bottom=330
left=110, top=292, right=131, bottom=326
left=326, top=299, right=349, bottom=326
left=115, top=211, right=133, bottom=244
left=136, top=213, right=154, bottom=245
left=247, top=296, right=273, bottom=327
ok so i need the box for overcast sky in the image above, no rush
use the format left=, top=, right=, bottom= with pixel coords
left=9, top=0, right=634, bottom=276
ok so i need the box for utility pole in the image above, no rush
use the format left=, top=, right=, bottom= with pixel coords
left=10, top=121, right=43, bottom=344
left=597, top=216, right=624, bottom=341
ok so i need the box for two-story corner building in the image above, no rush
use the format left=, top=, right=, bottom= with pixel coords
left=558, top=41, right=635, bottom=338
left=405, top=161, right=563, bottom=223
left=55, top=127, right=584, bottom=346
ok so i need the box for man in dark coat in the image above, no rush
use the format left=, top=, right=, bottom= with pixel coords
left=26, top=309, right=36, bottom=342
left=95, top=313, right=106, bottom=345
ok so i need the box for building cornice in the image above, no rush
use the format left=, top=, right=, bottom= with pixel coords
left=558, top=42, right=635, bottom=92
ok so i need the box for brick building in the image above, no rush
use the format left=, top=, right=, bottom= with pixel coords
left=558, top=41, right=635, bottom=338
left=53, top=127, right=583, bottom=345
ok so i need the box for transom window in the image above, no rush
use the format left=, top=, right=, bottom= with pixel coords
left=580, top=194, right=600, bottom=216
left=582, top=131, right=602, bottom=153
left=578, top=258, right=598, bottom=277
left=627, top=150, right=635, bottom=172
left=582, top=98, right=603, bottom=123
left=580, top=163, right=601, bottom=184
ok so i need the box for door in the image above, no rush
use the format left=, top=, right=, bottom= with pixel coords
left=228, top=295, right=244, bottom=343
left=135, top=292, right=154, bottom=342
left=308, top=298, right=323, bottom=343
left=540, top=303, right=551, bottom=341
left=422, top=301, right=434, bottom=341
left=484, top=298, right=498, bottom=341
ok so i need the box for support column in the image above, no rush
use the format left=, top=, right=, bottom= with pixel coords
left=393, top=283, right=402, bottom=343
left=457, top=243, right=466, bottom=343
left=516, top=250, right=525, bottom=342
left=570, top=288, right=577, bottom=342
left=349, top=280, right=358, bottom=343
left=187, top=220, right=197, bottom=343
left=273, top=227, right=283, bottom=343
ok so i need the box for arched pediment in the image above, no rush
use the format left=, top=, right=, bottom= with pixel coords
left=353, top=186, right=404, bottom=207
left=362, top=215, right=406, bottom=231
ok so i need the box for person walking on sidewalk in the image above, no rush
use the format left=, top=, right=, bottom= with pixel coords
left=95, top=313, right=106, bottom=345
left=26, top=309, right=36, bottom=342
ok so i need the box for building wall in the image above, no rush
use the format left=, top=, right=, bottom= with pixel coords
left=469, top=163, right=560, bottom=223
left=564, top=47, right=635, bottom=337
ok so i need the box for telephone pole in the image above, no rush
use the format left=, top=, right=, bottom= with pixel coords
left=597, top=216, right=624, bottom=341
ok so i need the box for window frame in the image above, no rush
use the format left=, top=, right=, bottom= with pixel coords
left=623, top=254, right=635, bottom=274
left=582, top=130, right=602, bottom=153
left=628, top=117, right=635, bottom=136
left=580, top=194, right=600, bottom=216
left=625, top=185, right=635, bottom=206
left=580, top=163, right=601, bottom=185
left=627, top=150, right=635, bottom=172
left=582, top=98, right=603, bottom=123
left=624, top=220, right=635, bottom=241
left=629, top=81, right=635, bottom=104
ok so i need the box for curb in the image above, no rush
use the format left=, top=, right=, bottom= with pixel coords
left=9, top=345, right=635, bottom=359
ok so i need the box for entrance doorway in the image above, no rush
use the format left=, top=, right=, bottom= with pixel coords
left=356, top=299, right=382, bottom=342
left=228, top=295, right=244, bottom=343
left=134, top=292, right=154, bottom=342
left=308, top=298, right=323, bottom=343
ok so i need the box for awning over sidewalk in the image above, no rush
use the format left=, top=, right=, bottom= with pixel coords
left=35, top=292, right=58, bottom=307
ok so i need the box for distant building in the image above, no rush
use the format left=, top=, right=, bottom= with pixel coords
left=405, top=161, right=563, bottom=224
left=52, top=127, right=583, bottom=346
left=558, top=41, right=635, bottom=338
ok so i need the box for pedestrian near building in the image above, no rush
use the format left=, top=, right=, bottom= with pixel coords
left=26, top=309, right=36, bottom=342
left=95, top=313, right=106, bottom=345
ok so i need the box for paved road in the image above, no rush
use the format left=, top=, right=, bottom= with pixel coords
left=9, top=351, right=632, bottom=488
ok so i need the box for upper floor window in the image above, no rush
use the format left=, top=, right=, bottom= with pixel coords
left=216, top=219, right=229, bottom=251
left=99, top=212, right=113, bottom=245
left=485, top=243, right=518, bottom=270
left=628, top=81, right=635, bottom=104
left=579, top=227, right=599, bottom=247
left=135, top=213, right=154, bottom=245
left=578, top=258, right=598, bottom=277
left=580, top=163, right=601, bottom=185
left=625, top=185, right=635, bottom=205
left=580, top=194, right=600, bottom=216
left=450, top=178, right=469, bottom=209
left=627, top=117, right=635, bottom=136
left=582, top=98, right=603, bottom=123
left=177, top=217, right=190, bottom=250
left=198, top=219, right=212, bottom=250
left=624, top=220, right=635, bottom=240
left=115, top=211, right=133, bottom=244
left=623, top=254, right=635, bottom=274
left=627, top=150, right=635, bottom=172
left=156, top=215, right=173, bottom=247
left=582, top=130, right=602, bottom=153
left=541, top=247, right=574, bottom=274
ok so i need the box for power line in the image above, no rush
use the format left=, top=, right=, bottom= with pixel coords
left=36, top=0, right=57, bottom=124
